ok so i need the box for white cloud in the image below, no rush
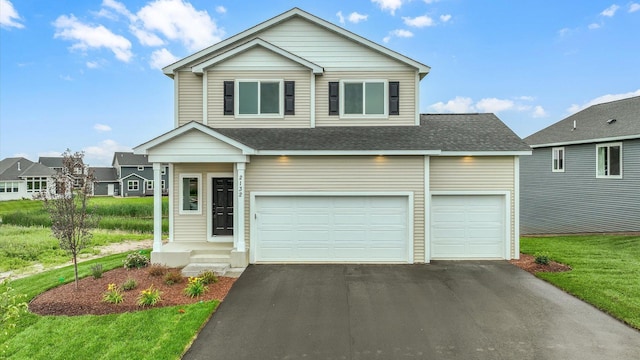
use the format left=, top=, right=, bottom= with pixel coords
left=0, top=0, right=24, bottom=29
left=600, top=4, right=620, bottom=17
left=532, top=105, right=547, bottom=118
left=215, top=6, right=226, bottom=14
left=383, top=28, right=413, bottom=43
left=59, top=74, right=73, bottom=81
left=430, top=96, right=548, bottom=116
left=136, top=0, right=224, bottom=51
left=94, top=123, right=112, bottom=132
left=149, top=48, right=179, bottom=69
left=517, top=96, right=535, bottom=101
left=336, top=11, right=345, bottom=24
left=423, top=0, right=439, bottom=3
left=475, top=98, right=514, bottom=113
left=630, top=3, right=640, bottom=12
left=371, top=0, right=406, bottom=15
left=403, top=15, right=435, bottom=28
left=130, top=24, right=165, bottom=46
left=439, top=14, right=452, bottom=23
left=83, top=139, right=131, bottom=166
left=348, top=12, right=368, bottom=23
left=588, top=22, right=601, bottom=29
left=429, top=96, right=475, bottom=113
left=567, top=89, right=640, bottom=113
left=86, top=61, right=100, bottom=68
left=53, top=14, right=133, bottom=62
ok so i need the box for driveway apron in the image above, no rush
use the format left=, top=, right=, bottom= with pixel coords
left=182, top=262, right=640, bottom=360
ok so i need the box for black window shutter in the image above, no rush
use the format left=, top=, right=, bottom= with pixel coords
left=389, top=81, right=400, bottom=116
left=329, top=82, right=339, bottom=115
left=223, top=81, right=234, bottom=115
left=284, top=81, right=295, bottom=115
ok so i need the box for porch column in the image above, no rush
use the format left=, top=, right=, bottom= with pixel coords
left=152, top=163, right=163, bottom=252
left=235, top=162, right=246, bottom=252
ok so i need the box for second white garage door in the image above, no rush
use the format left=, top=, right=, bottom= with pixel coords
left=431, top=195, right=506, bottom=259
left=254, top=196, right=410, bottom=263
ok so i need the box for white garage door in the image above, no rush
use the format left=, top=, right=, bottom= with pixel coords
left=254, top=196, right=409, bottom=263
left=431, top=195, right=506, bottom=259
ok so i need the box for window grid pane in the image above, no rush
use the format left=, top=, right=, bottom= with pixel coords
left=260, top=82, right=280, bottom=114
left=609, top=146, right=621, bottom=175
left=365, top=82, right=384, bottom=114
left=344, top=83, right=363, bottom=114
left=238, top=82, right=258, bottom=114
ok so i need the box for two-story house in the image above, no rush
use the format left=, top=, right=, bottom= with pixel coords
left=520, top=96, right=640, bottom=234
left=112, top=152, right=169, bottom=197
left=134, top=8, right=531, bottom=270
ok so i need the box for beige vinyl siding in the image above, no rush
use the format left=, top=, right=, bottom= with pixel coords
left=245, top=156, right=426, bottom=262
left=429, top=156, right=517, bottom=258
left=207, top=70, right=311, bottom=128
left=213, top=46, right=310, bottom=71
left=316, top=71, right=417, bottom=127
left=150, top=130, right=243, bottom=157
left=177, top=71, right=203, bottom=126
left=172, top=163, right=233, bottom=242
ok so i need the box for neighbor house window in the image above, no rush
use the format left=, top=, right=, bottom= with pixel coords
left=180, top=174, right=201, bottom=214
left=552, top=147, right=565, bottom=172
left=146, top=181, right=154, bottom=190
left=236, top=80, right=282, bottom=116
left=340, top=80, right=387, bottom=117
left=26, top=177, right=48, bottom=192
left=128, top=180, right=139, bottom=191
left=0, top=182, right=19, bottom=193
left=161, top=180, right=166, bottom=190
left=596, top=143, right=622, bottom=178
left=138, top=166, right=144, bottom=171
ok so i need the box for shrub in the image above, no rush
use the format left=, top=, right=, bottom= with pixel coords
left=198, top=270, right=218, bottom=285
left=90, top=263, right=104, bottom=279
left=183, top=277, right=208, bottom=298
left=124, top=252, right=149, bottom=269
left=534, top=252, right=551, bottom=265
left=137, top=285, right=161, bottom=307
left=148, top=263, right=168, bottom=277
left=102, top=283, right=124, bottom=304
left=122, top=278, right=138, bottom=291
left=164, top=271, right=183, bottom=285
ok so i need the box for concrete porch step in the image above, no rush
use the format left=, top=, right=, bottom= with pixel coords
left=181, top=263, right=245, bottom=278
left=190, top=253, right=231, bottom=263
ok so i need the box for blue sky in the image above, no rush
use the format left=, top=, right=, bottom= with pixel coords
left=1, top=0, right=639, bottom=166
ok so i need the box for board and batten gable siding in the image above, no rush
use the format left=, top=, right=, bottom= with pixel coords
left=520, top=139, right=640, bottom=234
left=172, top=163, right=233, bottom=242
left=429, top=156, right=517, bottom=258
left=206, top=69, right=311, bottom=128
left=244, top=156, right=426, bottom=262
left=177, top=71, right=203, bottom=127
left=315, top=71, right=417, bottom=127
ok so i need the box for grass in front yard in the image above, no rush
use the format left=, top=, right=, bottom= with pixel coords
left=520, top=235, right=640, bottom=329
left=2, top=252, right=217, bottom=360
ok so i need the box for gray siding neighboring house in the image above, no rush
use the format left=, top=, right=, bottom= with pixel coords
left=91, top=167, right=120, bottom=196
left=520, top=96, right=640, bottom=234
left=113, top=152, right=168, bottom=197
left=0, top=157, right=56, bottom=201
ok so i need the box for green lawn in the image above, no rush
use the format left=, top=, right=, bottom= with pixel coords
left=520, top=235, right=640, bottom=329
left=1, top=252, right=217, bottom=360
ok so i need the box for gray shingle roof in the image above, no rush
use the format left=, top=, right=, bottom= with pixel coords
left=0, top=157, right=56, bottom=180
left=38, top=157, right=64, bottom=168
left=525, top=96, right=640, bottom=146
left=212, top=113, right=530, bottom=152
left=113, top=152, right=151, bottom=166
left=90, top=167, right=118, bottom=182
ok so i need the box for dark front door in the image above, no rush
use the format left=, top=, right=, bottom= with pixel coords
left=212, top=178, right=233, bottom=236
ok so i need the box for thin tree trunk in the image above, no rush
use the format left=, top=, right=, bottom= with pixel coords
left=73, top=252, right=79, bottom=290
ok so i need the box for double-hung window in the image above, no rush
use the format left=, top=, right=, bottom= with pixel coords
left=340, top=80, right=387, bottom=117
left=552, top=147, right=565, bottom=172
left=596, top=143, right=622, bottom=178
left=236, top=80, right=283, bottom=116
left=146, top=181, right=154, bottom=190
left=180, top=174, right=201, bottom=214
left=128, top=180, right=139, bottom=191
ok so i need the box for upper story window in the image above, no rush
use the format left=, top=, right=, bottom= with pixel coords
left=596, top=142, right=622, bottom=178
left=340, top=80, right=387, bottom=117
left=552, top=147, right=564, bottom=172
left=138, top=166, right=144, bottom=171
left=236, top=80, right=283, bottom=116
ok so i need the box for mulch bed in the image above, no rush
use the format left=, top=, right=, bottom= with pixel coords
left=510, top=253, right=572, bottom=275
left=29, top=267, right=236, bottom=316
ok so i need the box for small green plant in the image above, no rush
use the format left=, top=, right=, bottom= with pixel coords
left=122, top=278, right=138, bottom=291
left=102, top=283, right=124, bottom=304
left=124, top=252, right=150, bottom=269
left=90, top=263, right=104, bottom=279
left=1, top=279, right=28, bottom=336
left=148, top=263, right=168, bottom=277
left=534, top=252, right=551, bottom=265
left=137, top=285, right=161, bottom=307
left=164, top=271, right=183, bottom=285
left=183, top=276, right=208, bottom=298
left=198, top=270, right=218, bottom=285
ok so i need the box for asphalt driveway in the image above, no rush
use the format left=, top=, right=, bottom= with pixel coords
left=183, top=262, right=640, bottom=360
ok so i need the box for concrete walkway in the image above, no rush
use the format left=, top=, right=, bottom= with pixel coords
left=183, top=262, right=640, bottom=360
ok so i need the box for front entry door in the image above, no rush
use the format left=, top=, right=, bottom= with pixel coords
left=212, top=178, right=233, bottom=236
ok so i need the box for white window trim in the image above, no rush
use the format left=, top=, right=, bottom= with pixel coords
left=146, top=180, right=154, bottom=190
left=179, top=173, right=202, bottom=215
left=596, top=142, right=623, bottom=179
left=161, top=180, right=166, bottom=190
left=127, top=180, right=139, bottom=191
left=0, top=181, right=20, bottom=193
left=339, top=79, right=388, bottom=119
left=138, top=166, right=145, bottom=171
left=26, top=177, right=48, bottom=192
left=234, top=79, right=284, bottom=118
left=552, top=147, right=565, bottom=172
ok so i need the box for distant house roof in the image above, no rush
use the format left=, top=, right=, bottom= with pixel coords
left=38, top=156, right=64, bottom=168
left=525, top=96, right=640, bottom=147
left=90, top=167, right=118, bottom=182
left=0, top=157, right=56, bottom=181
left=113, top=152, right=151, bottom=167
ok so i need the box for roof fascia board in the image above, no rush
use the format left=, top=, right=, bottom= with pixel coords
left=529, top=134, right=640, bottom=148
left=257, top=150, right=441, bottom=156
left=120, top=173, right=147, bottom=181
left=437, top=151, right=533, bottom=156
left=192, top=38, right=323, bottom=74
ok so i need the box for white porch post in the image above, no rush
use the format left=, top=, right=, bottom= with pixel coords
left=152, top=163, right=163, bottom=252
left=235, top=162, right=246, bottom=252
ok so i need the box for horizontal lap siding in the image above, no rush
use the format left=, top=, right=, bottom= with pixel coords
left=177, top=71, right=203, bottom=126
left=245, top=156, right=426, bottom=262
left=207, top=70, right=311, bottom=128
left=430, top=156, right=517, bottom=258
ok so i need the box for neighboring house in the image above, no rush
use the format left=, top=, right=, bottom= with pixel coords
left=520, top=96, right=640, bottom=234
left=39, top=156, right=87, bottom=189
left=0, top=157, right=55, bottom=201
left=134, top=8, right=531, bottom=269
left=112, top=152, right=169, bottom=197
left=91, top=167, right=120, bottom=196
